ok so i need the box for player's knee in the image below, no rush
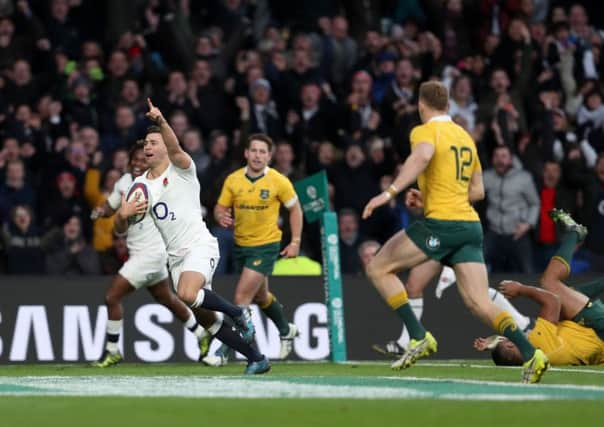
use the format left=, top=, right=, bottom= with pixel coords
left=177, top=287, right=197, bottom=305
left=365, top=259, right=382, bottom=281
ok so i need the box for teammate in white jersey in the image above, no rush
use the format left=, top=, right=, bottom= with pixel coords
left=132, top=99, right=269, bottom=374
left=92, top=143, right=212, bottom=367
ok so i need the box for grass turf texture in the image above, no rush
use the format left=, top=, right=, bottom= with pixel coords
left=0, top=361, right=602, bottom=427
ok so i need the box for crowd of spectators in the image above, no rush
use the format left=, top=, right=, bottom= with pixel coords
left=0, top=0, right=603, bottom=275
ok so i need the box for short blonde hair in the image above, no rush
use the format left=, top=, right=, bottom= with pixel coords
left=419, top=80, right=449, bottom=111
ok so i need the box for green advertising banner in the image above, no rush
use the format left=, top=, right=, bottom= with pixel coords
left=294, top=170, right=329, bottom=223
left=319, top=211, right=347, bottom=362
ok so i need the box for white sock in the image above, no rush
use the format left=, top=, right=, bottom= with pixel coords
left=191, top=289, right=205, bottom=308
left=396, top=297, right=424, bottom=348
left=207, top=312, right=224, bottom=336
left=107, top=319, right=122, bottom=335
left=184, top=312, right=207, bottom=339
left=488, top=287, right=530, bottom=331
left=106, top=341, right=119, bottom=354
left=436, top=266, right=456, bottom=299
left=397, top=327, right=410, bottom=348
left=105, top=319, right=122, bottom=354
left=184, top=312, right=197, bottom=329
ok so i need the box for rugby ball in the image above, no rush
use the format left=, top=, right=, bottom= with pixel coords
left=125, top=182, right=149, bottom=225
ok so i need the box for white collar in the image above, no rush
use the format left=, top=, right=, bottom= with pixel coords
left=428, top=114, right=452, bottom=122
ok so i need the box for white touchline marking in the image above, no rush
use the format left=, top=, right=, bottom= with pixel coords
left=417, top=362, right=604, bottom=375
left=341, top=360, right=604, bottom=375
left=1, top=375, right=603, bottom=400
left=388, top=376, right=604, bottom=392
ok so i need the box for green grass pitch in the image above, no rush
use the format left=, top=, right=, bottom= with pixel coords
left=1, top=361, right=602, bottom=427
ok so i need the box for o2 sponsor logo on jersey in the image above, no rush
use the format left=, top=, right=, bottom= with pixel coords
left=152, top=202, right=176, bottom=221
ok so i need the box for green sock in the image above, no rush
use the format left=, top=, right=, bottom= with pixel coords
left=394, top=304, right=426, bottom=341
left=553, top=231, right=579, bottom=271
left=574, top=279, right=604, bottom=299
left=494, top=312, right=535, bottom=361
left=261, top=295, right=290, bottom=336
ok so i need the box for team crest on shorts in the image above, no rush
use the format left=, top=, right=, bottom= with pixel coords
left=426, top=236, right=440, bottom=250
left=260, top=189, right=270, bottom=199
left=253, top=259, right=263, bottom=266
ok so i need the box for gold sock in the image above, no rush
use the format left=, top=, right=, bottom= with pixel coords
left=259, top=292, right=275, bottom=310
left=386, top=291, right=409, bottom=310
left=492, top=311, right=517, bottom=334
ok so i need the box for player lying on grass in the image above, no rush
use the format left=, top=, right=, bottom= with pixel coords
left=474, top=210, right=604, bottom=365
left=92, top=142, right=211, bottom=367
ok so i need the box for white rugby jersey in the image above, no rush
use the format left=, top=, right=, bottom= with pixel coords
left=107, top=172, right=166, bottom=256
left=134, top=161, right=218, bottom=257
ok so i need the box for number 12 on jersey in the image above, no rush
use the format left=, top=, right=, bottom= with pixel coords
left=450, top=146, right=473, bottom=182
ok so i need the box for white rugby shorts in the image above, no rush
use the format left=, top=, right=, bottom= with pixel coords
left=168, top=242, right=220, bottom=291
left=119, top=252, right=169, bottom=289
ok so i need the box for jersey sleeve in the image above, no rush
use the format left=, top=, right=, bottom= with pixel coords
left=277, top=174, right=298, bottom=208
left=216, top=175, right=234, bottom=207
left=409, top=125, right=435, bottom=149
left=107, top=175, right=127, bottom=210
left=172, top=158, right=197, bottom=181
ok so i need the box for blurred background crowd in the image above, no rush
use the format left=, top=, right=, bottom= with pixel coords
left=0, top=0, right=603, bottom=276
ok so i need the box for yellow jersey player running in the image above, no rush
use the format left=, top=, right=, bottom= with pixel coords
left=204, top=133, right=303, bottom=366
left=362, top=80, right=549, bottom=383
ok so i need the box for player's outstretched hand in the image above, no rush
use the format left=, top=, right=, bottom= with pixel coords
left=474, top=335, right=505, bottom=351
left=280, top=241, right=300, bottom=258
left=405, top=188, right=423, bottom=209
left=146, top=98, right=165, bottom=124
left=362, top=192, right=390, bottom=219
left=473, top=337, right=489, bottom=351
left=217, top=208, right=233, bottom=228
left=498, top=280, right=522, bottom=299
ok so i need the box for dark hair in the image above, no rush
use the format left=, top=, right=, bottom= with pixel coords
left=491, top=342, right=523, bottom=366
left=419, top=81, right=449, bottom=111
left=339, top=208, right=359, bottom=221
left=247, top=133, right=273, bottom=151
left=129, top=139, right=145, bottom=162
left=493, top=144, right=512, bottom=155
left=146, top=125, right=161, bottom=135
left=551, top=21, right=570, bottom=34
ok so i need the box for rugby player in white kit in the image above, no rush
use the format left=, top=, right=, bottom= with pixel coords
left=129, top=99, right=269, bottom=374
left=92, top=143, right=212, bottom=367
